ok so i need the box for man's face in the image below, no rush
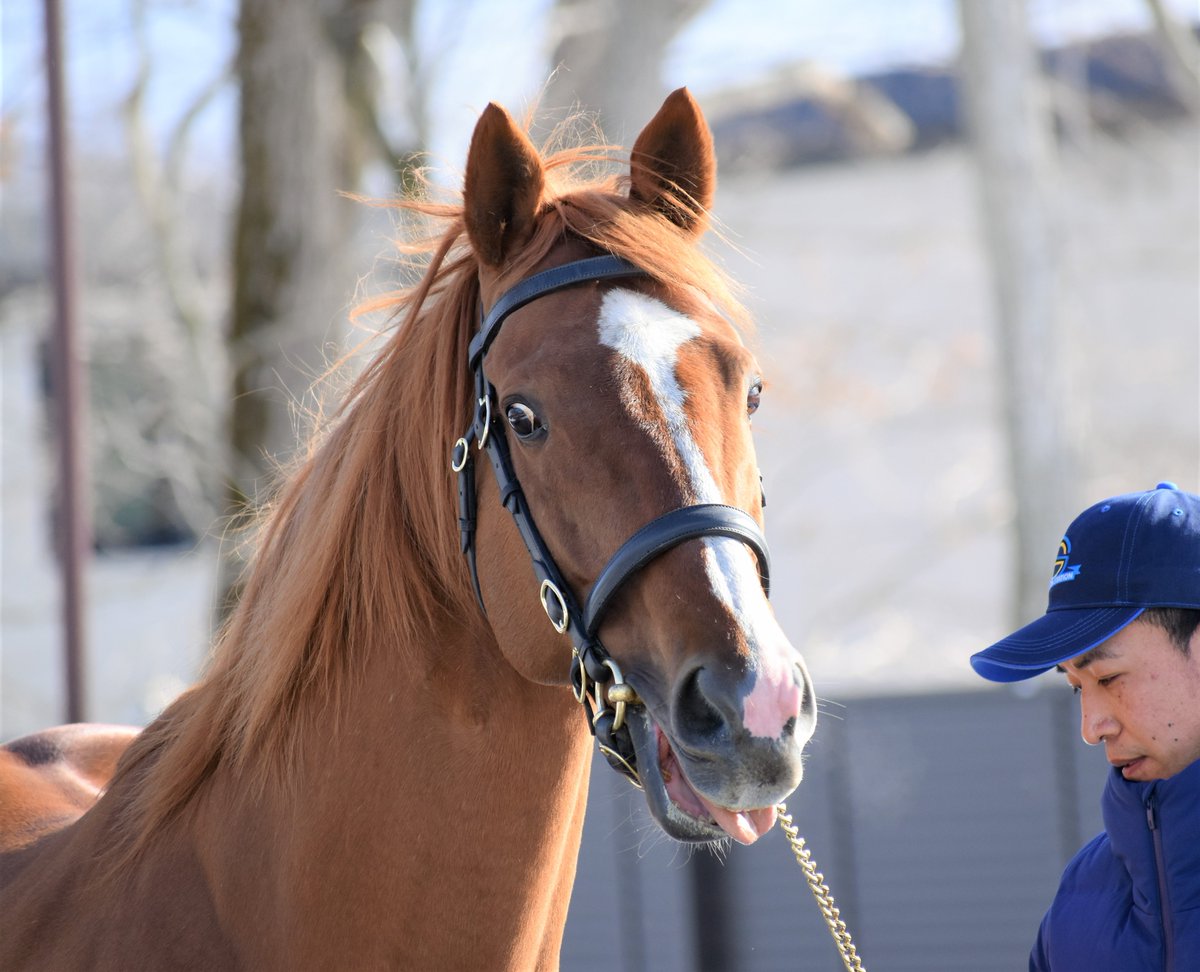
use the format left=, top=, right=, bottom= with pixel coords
left=1058, top=619, right=1200, bottom=781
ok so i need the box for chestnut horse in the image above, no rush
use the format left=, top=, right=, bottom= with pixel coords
left=0, top=88, right=815, bottom=970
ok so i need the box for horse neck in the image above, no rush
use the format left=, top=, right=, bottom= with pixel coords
left=90, top=259, right=597, bottom=964
left=186, top=611, right=595, bottom=968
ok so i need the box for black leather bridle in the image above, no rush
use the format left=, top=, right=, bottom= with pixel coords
left=451, top=253, right=771, bottom=784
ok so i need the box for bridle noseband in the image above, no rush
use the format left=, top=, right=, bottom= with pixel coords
left=451, top=254, right=771, bottom=785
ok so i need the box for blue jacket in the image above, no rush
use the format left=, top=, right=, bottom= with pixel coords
left=1031, top=757, right=1200, bottom=971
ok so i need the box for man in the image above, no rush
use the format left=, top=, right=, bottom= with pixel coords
left=971, top=482, right=1200, bottom=972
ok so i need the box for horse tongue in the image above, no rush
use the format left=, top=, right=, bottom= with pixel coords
left=698, top=796, right=778, bottom=846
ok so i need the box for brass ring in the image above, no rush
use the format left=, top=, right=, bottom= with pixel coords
left=597, top=744, right=642, bottom=789
left=602, top=658, right=641, bottom=732
left=539, top=579, right=569, bottom=634
left=572, top=647, right=589, bottom=704
left=476, top=396, right=491, bottom=449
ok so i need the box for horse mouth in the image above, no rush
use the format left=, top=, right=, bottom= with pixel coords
left=624, top=707, right=778, bottom=845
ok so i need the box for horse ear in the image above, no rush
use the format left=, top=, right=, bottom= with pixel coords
left=629, top=87, right=715, bottom=236
left=464, top=103, right=545, bottom=268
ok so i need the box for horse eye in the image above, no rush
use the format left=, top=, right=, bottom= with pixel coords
left=746, top=380, right=763, bottom=417
left=506, top=402, right=544, bottom=440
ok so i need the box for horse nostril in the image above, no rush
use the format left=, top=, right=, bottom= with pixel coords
left=675, top=667, right=727, bottom=741
left=782, top=716, right=797, bottom=738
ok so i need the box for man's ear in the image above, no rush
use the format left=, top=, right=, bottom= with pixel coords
left=629, top=87, right=715, bottom=236
left=463, top=103, right=545, bottom=267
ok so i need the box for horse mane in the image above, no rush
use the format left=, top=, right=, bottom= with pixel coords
left=104, top=115, right=751, bottom=866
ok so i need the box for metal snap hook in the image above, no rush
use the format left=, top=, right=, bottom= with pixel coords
left=539, top=579, right=569, bottom=634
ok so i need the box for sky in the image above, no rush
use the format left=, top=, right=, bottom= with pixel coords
left=2, top=0, right=1194, bottom=178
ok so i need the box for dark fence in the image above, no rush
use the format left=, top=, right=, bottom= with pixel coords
left=564, top=684, right=1108, bottom=971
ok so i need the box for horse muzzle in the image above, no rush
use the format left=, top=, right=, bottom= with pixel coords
left=624, top=658, right=816, bottom=845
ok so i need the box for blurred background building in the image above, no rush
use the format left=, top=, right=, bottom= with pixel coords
left=3, top=0, right=1198, bottom=968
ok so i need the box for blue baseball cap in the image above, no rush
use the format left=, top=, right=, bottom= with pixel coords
left=972, top=482, right=1200, bottom=682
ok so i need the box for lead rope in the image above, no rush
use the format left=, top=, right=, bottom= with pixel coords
left=775, top=803, right=866, bottom=972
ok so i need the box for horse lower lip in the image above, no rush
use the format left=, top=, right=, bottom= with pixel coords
left=624, top=708, right=724, bottom=843
left=653, top=724, right=776, bottom=845
left=657, top=730, right=713, bottom=821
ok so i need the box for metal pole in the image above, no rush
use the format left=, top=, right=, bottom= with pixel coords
left=44, top=0, right=89, bottom=724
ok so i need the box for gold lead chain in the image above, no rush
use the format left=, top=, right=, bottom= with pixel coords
left=776, top=803, right=866, bottom=972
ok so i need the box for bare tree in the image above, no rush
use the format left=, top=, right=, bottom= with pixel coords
left=1145, top=0, right=1200, bottom=113
left=119, top=0, right=231, bottom=543
left=957, top=0, right=1077, bottom=623
left=232, top=0, right=362, bottom=491
left=224, top=0, right=424, bottom=608
left=542, top=0, right=713, bottom=142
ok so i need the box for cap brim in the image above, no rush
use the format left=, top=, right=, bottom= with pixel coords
left=971, top=606, right=1146, bottom=682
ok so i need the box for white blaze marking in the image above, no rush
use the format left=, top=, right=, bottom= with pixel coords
left=597, top=290, right=800, bottom=739
left=596, top=289, right=713, bottom=493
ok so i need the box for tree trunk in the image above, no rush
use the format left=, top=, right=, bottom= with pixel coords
left=957, top=0, right=1076, bottom=624
left=542, top=0, right=713, bottom=142
left=224, top=0, right=366, bottom=609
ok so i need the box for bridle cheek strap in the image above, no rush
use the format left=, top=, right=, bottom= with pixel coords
left=452, top=254, right=772, bottom=786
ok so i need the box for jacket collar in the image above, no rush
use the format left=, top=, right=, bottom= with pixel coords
left=1102, top=756, right=1200, bottom=912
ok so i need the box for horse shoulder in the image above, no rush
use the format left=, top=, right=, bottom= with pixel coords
left=0, top=723, right=139, bottom=853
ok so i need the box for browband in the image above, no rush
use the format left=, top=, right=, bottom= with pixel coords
left=468, top=255, right=647, bottom=369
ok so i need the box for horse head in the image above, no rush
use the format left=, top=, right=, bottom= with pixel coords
left=460, top=88, right=816, bottom=845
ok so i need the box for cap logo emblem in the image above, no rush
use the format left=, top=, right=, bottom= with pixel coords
left=1049, top=536, right=1081, bottom=588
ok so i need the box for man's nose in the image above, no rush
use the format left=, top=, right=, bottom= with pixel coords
left=1080, top=691, right=1118, bottom=745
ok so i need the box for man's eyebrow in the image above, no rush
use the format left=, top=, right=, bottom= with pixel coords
left=1056, top=644, right=1117, bottom=673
